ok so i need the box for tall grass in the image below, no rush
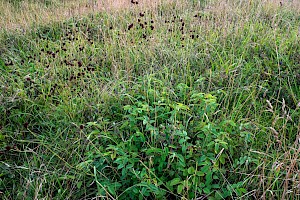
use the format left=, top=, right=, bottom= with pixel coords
left=0, top=0, right=299, bottom=199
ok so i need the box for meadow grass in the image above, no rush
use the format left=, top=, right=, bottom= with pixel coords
left=0, top=0, right=300, bottom=199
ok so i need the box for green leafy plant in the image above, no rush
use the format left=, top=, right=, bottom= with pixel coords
left=85, top=76, right=249, bottom=199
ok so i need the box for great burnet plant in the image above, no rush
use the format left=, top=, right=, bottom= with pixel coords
left=84, top=76, right=248, bottom=199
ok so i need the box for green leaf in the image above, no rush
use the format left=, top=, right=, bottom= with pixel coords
left=191, top=93, right=205, bottom=102
left=201, top=165, right=210, bottom=173
left=176, top=154, right=185, bottom=165
left=77, top=181, right=83, bottom=189
left=179, top=138, right=186, bottom=144
left=116, top=163, right=124, bottom=169
left=196, top=171, right=205, bottom=176
left=207, top=141, right=215, bottom=147
left=123, top=105, right=132, bottom=111
left=203, top=187, right=211, bottom=194
left=107, top=185, right=116, bottom=195
left=170, top=178, right=181, bottom=186
left=197, top=188, right=203, bottom=194
left=214, top=143, right=219, bottom=153
left=87, top=130, right=100, bottom=140
left=199, top=182, right=206, bottom=188
left=220, top=155, right=226, bottom=164
left=139, top=194, right=143, bottom=200
left=205, top=172, right=213, bottom=185
left=76, top=160, right=93, bottom=170
left=221, top=120, right=236, bottom=127
left=188, top=167, right=195, bottom=174
left=58, top=175, right=75, bottom=180
left=238, top=188, right=247, bottom=194
left=145, top=147, right=163, bottom=155
left=177, top=184, right=184, bottom=194
left=176, top=103, right=190, bottom=111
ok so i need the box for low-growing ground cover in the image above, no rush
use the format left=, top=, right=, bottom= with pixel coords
left=0, top=0, right=299, bottom=199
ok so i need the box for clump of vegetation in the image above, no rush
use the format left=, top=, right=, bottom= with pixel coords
left=0, top=0, right=299, bottom=199
left=83, top=76, right=250, bottom=199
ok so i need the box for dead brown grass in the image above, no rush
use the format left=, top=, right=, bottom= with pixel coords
left=0, top=0, right=88, bottom=30
left=204, top=0, right=300, bottom=18
left=98, top=0, right=171, bottom=11
left=1, top=0, right=298, bottom=32
left=0, top=0, right=172, bottom=31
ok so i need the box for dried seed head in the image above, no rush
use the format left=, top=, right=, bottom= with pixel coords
left=128, top=23, right=134, bottom=30
left=266, top=100, right=273, bottom=112
left=270, top=127, right=279, bottom=137
left=286, top=115, right=292, bottom=122
left=272, top=116, right=279, bottom=127
left=276, top=140, right=282, bottom=147
left=272, top=161, right=283, bottom=171
left=23, top=122, right=29, bottom=128
left=282, top=98, right=286, bottom=113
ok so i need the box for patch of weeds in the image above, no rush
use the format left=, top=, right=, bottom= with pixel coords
left=84, top=76, right=251, bottom=199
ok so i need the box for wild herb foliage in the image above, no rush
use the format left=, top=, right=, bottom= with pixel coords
left=84, top=76, right=249, bottom=199
left=0, top=0, right=300, bottom=199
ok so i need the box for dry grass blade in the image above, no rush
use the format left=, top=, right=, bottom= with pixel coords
left=0, top=0, right=172, bottom=31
